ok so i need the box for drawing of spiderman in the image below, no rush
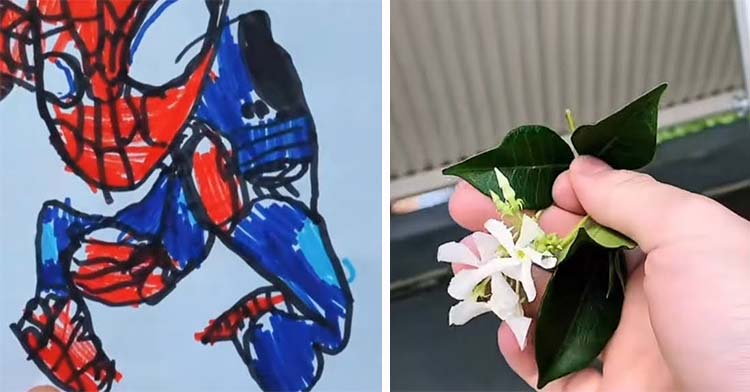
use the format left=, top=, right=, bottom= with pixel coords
left=0, top=1, right=353, bottom=390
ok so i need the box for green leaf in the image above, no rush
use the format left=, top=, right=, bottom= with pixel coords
left=607, top=250, right=628, bottom=299
left=535, top=244, right=626, bottom=388
left=442, top=125, right=574, bottom=209
left=556, top=216, right=636, bottom=263
left=571, top=83, right=667, bottom=169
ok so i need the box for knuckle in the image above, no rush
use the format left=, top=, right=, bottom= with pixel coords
left=595, top=170, right=654, bottom=210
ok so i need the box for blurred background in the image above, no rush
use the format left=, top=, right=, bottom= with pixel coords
left=390, top=0, right=750, bottom=390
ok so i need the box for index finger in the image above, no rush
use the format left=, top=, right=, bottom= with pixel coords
left=448, top=181, right=500, bottom=232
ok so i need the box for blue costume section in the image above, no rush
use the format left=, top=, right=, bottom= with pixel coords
left=35, top=171, right=211, bottom=299
left=195, top=20, right=314, bottom=176
left=37, top=201, right=104, bottom=296
left=114, top=173, right=210, bottom=270
left=230, top=117, right=313, bottom=176
left=226, top=201, right=350, bottom=391
left=228, top=200, right=349, bottom=336
left=249, top=313, right=327, bottom=391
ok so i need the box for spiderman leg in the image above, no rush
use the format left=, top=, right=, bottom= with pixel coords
left=196, top=197, right=352, bottom=391
left=10, top=170, right=212, bottom=392
left=9, top=200, right=118, bottom=392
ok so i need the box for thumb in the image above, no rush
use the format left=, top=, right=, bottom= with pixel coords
left=567, top=156, right=720, bottom=253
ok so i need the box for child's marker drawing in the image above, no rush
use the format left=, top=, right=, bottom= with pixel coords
left=0, top=1, right=353, bottom=390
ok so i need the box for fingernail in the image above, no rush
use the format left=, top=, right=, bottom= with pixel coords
left=571, top=156, right=610, bottom=177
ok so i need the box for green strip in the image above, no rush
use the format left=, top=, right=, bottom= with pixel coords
left=657, top=112, right=748, bottom=145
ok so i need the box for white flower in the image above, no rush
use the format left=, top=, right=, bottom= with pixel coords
left=437, top=229, right=535, bottom=349
left=437, top=214, right=557, bottom=349
left=485, top=215, right=557, bottom=302
left=447, top=272, right=532, bottom=350
left=437, top=232, right=517, bottom=300
left=438, top=166, right=557, bottom=350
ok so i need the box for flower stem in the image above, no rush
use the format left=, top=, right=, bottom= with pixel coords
left=565, top=109, right=577, bottom=133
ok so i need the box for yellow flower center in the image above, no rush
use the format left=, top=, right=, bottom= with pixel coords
left=472, top=278, right=492, bottom=302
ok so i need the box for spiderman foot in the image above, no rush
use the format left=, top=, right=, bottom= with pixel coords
left=10, top=294, right=121, bottom=392
left=195, top=289, right=285, bottom=345
left=197, top=287, right=345, bottom=391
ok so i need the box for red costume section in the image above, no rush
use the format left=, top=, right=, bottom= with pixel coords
left=0, top=1, right=31, bottom=79
left=73, top=240, right=177, bottom=306
left=196, top=293, right=285, bottom=344
left=191, top=138, right=244, bottom=230
left=13, top=296, right=121, bottom=391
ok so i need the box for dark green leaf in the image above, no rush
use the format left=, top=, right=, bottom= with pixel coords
left=607, top=250, right=628, bottom=299
left=535, top=244, right=626, bottom=388
left=443, top=125, right=574, bottom=209
left=556, top=216, right=636, bottom=263
left=571, top=83, right=667, bottom=169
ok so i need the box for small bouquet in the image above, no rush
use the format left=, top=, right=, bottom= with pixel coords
left=439, top=84, right=667, bottom=388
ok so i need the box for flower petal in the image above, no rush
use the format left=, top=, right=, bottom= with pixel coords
left=488, top=273, right=519, bottom=313
left=494, top=168, right=516, bottom=201
left=525, top=248, right=557, bottom=270
left=447, top=263, right=502, bottom=300
left=506, top=315, right=532, bottom=350
left=501, top=261, right=523, bottom=281
left=520, top=262, right=537, bottom=302
left=518, top=214, right=544, bottom=248
left=538, top=255, right=557, bottom=269
left=485, top=219, right=516, bottom=254
left=437, top=241, right=479, bottom=266
left=498, top=256, right=521, bottom=265
left=472, top=232, right=499, bottom=262
left=525, top=247, right=543, bottom=265
left=498, top=262, right=536, bottom=302
left=449, top=300, right=490, bottom=325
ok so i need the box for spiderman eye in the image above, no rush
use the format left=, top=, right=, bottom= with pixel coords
left=241, top=102, right=255, bottom=119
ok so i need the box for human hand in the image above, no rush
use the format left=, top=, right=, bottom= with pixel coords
left=448, top=156, right=750, bottom=391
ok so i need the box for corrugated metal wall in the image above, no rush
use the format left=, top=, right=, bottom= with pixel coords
left=391, top=0, right=746, bottom=196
